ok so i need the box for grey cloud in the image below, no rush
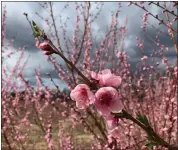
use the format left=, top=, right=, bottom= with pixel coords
left=2, top=2, right=177, bottom=89
left=3, top=2, right=45, bottom=52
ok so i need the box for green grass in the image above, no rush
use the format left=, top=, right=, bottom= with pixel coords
left=2, top=100, right=105, bottom=149
left=2, top=120, right=95, bottom=150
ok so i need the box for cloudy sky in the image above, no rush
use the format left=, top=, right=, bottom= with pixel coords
left=2, top=2, right=177, bottom=90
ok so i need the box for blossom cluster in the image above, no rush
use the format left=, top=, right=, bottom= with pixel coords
left=70, top=69, right=123, bottom=138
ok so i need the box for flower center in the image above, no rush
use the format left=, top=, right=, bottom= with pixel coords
left=100, top=92, right=112, bottom=106
left=79, top=88, right=88, bottom=102
left=80, top=88, right=87, bottom=96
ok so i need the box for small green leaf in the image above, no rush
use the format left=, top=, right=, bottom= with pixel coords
left=33, top=31, right=40, bottom=38
left=145, top=142, right=159, bottom=150
left=146, top=135, right=157, bottom=142
left=136, top=112, right=150, bottom=127
left=31, top=20, right=42, bottom=38
left=32, top=21, right=39, bottom=31
left=145, top=143, right=154, bottom=150
left=32, top=20, right=36, bottom=27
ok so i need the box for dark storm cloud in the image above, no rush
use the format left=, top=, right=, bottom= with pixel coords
left=2, top=2, right=177, bottom=89
left=119, top=2, right=177, bottom=61
left=3, top=2, right=45, bottom=52
left=126, top=25, right=177, bottom=59
left=5, top=20, right=36, bottom=50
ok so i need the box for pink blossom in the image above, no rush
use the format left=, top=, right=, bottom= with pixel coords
left=100, top=41, right=105, bottom=47
left=142, top=13, right=148, bottom=24
left=91, top=69, right=122, bottom=87
left=109, top=127, right=120, bottom=141
left=99, top=70, right=122, bottom=87
left=73, top=35, right=77, bottom=43
left=127, top=2, right=132, bottom=6
left=162, top=58, right=167, bottom=64
left=174, top=66, right=177, bottom=72
left=143, top=67, right=146, bottom=71
left=141, top=56, right=148, bottom=61
left=116, top=51, right=122, bottom=58
left=150, top=66, right=153, bottom=69
left=139, top=43, right=144, bottom=49
left=94, top=87, right=123, bottom=116
left=90, top=71, right=101, bottom=80
left=70, top=84, right=95, bottom=109
left=75, top=5, right=79, bottom=10
left=105, top=114, right=119, bottom=131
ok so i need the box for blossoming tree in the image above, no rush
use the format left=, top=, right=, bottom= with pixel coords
left=2, top=2, right=178, bottom=150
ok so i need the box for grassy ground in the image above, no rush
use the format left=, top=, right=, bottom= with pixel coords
left=2, top=100, right=96, bottom=150
left=2, top=120, right=94, bottom=150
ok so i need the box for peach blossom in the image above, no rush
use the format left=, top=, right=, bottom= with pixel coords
left=141, top=56, right=148, bottom=61
left=94, top=87, right=123, bottom=116
left=70, top=84, right=95, bottom=109
left=108, top=127, right=120, bottom=141
left=91, top=69, right=122, bottom=87
left=105, top=114, right=119, bottom=132
left=99, top=70, right=122, bottom=87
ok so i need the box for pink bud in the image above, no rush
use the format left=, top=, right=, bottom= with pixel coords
left=141, top=56, right=148, bottom=61
left=43, top=51, right=53, bottom=55
left=143, top=67, right=146, bottom=71
left=39, top=42, right=54, bottom=52
left=139, top=43, right=144, bottom=49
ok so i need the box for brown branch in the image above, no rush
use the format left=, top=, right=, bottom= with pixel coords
left=150, top=2, right=178, bottom=17
left=49, top=2, right=77, bottom=85
left=113, top=109, right=178, bottom=150
left=49, top=2, right=62, bottom=52
left=133, top=2, right=178, bottom=33
left=74, top=2, right=91, bottom=65
left=3, top=132, right=13, bottom=150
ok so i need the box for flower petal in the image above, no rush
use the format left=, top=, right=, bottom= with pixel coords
left=110, top=98, right=123, bottom=113
left=95, top=100, right=110, bottom=116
